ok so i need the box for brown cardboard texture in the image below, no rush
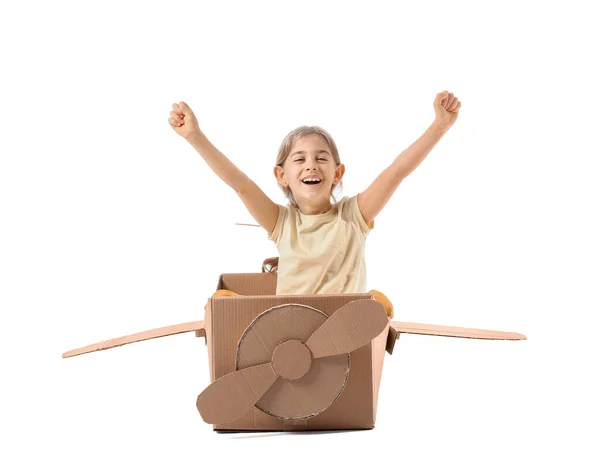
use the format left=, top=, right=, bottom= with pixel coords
left=63, top=268, right=526, bottom=432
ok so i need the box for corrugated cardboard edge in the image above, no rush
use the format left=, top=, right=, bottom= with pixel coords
left=371, top=323, right=389, bottom=422
left=205, top=298, right=215, bottom=383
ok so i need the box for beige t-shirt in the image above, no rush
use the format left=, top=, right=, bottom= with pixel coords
left=267, top=195, right=374, bottom=295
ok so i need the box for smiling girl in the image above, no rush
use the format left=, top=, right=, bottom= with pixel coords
left=168, top=91, right=461, bottom=312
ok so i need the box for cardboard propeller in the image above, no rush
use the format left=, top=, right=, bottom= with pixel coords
left=196, top=299, right=389, bottom=424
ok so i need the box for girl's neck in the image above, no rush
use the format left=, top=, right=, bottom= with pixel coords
left=295, top=199, right=333, bottom=215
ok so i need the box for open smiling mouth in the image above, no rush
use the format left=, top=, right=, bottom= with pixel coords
left=302, top=179, right=322, bottom=186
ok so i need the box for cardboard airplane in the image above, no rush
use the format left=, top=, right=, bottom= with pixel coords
left=63, top=269, right=526, bottom=432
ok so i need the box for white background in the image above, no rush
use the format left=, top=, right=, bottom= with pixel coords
left=2, top=0, right=599, bottom=461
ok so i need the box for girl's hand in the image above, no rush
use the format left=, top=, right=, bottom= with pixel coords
left=168, top=101, right=201, bottom=141
left=433, top=91, right=462, bottom=133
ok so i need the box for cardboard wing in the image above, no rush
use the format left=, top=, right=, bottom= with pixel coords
left=386, top=321, right=526, bottom=354
left=62, top=320, right=206, bottom=358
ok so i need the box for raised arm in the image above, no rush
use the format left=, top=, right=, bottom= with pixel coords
left=357, top=91, right=462, bottom=225
left=169, top=102, right=279, bottom=234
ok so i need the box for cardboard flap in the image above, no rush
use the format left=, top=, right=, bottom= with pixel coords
left=62, top=320, right=205, bottom=358
left=389, top=321, right=526, bottom=342
left=386, top=325, right=400, bottom=354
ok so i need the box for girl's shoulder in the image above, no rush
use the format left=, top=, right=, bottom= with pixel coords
left=339, top=195, right=374, bottom=234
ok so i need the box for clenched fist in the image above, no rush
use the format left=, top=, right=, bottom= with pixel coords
left=433, top=91, right=462, bottom=133
left=168, top=101, right=201, bottom=141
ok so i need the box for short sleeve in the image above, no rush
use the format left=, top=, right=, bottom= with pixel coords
left=348, top=194, right=374, bottom=236
left=267, top=204, right=288, bottom=244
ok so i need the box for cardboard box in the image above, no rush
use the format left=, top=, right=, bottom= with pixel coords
left=63, top=270, right=526, bottom=432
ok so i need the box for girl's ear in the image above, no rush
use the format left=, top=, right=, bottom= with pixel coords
left=274, top=165, right=286, bottom=186
left=334, top=163, right=346, bottom=183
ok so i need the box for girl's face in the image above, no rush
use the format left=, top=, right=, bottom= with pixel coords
left=274, top=134, right=345, bottom=212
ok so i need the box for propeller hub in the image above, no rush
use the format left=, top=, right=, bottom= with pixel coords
left=271, top=340, right=312, bottom=380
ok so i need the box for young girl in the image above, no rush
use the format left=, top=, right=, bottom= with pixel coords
left=168, top=92, right=461, bottom=316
